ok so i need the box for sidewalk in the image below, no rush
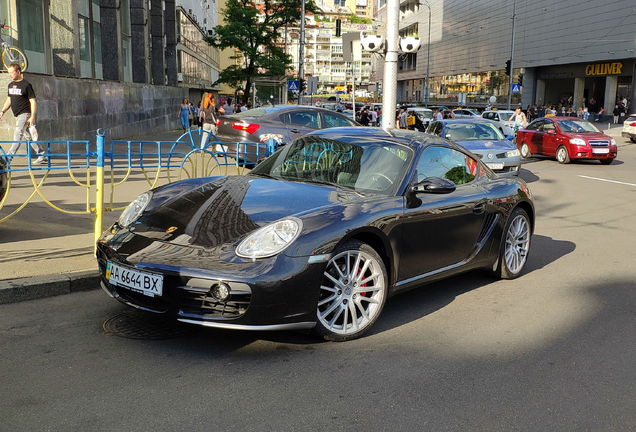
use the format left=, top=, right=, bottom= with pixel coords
left=0, top=128, right=244, bottom=303
left=0, top=125, right=632, bottom=304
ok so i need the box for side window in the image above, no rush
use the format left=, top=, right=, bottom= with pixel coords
left=430, top=122, right=443, bottom=136
left=416, top=147, right=478, bottom=186
left=493, top=114, right=500, bottom=121
left=289, top=112, right=320, bottom=128
left=542, top=121, right=556, bottom=133
left=526, top=121, right=542, bottom=131
left=323, top=112, right=356, bottom=128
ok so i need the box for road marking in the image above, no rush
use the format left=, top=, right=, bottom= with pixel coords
left=578, top=175, right=636, bottom=187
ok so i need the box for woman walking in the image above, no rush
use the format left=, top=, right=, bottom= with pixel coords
left=199, top=93, right=218, bottom=148
left=179, top=98, right=193, bottom=132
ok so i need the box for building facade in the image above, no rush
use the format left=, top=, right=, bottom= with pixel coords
left=373, top=0, right=636, bottom=112
left=0, top=0, right=219, bottom=143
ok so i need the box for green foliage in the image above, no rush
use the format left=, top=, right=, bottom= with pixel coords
left=346, top=15, right=372, bottom=24
left=206, top=0, right=318, bottom=103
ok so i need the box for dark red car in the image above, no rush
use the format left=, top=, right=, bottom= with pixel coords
left=516, top=118, right=617, bottom=164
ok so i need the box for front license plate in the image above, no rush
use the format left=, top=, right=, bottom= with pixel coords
left=106, top=262, right=163, bottom=297
left=592, top=148, right=610, bottom=154
left=486, top=163, right=504, bottom=170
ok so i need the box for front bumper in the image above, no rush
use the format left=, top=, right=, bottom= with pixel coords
left=622, top=130, right=635, bottom=139
left=96, top=233, right=327, bottom=331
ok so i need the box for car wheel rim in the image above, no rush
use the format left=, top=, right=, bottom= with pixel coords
left=558, top=148, right=566, bottom=162
left=504, top=214, right=530, bottom=274
left=318, top=250, right=385, bottom=335
left=521, top=143, right=529, bottom=157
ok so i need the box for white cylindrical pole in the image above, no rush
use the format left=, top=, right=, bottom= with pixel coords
left=381, top=0, right=399, bottom=128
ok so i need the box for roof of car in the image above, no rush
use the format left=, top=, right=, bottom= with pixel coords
left=433, top=118, right=495, bottom=124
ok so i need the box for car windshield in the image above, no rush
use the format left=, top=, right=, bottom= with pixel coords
left=250, top=135, right=414, bottom=194
left=445, top=122, right=504, bottom=141
left=498, top=113, right=513, bottom=121
left=415, top=110, right=433, bottom=119
left=556, top=119, right=601, bottom=133
left=230, top=108, right=269, bottom=118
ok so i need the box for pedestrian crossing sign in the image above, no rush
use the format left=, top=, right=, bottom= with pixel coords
left=511, top=83, right=521, bottom=94
left=288, top=80, right=299, bottom=91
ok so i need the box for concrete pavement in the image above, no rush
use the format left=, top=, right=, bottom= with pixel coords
left=0, top=123, right=632, bottom=304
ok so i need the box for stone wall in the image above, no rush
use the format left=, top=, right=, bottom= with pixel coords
left=0, top=73, right=186, bottom=144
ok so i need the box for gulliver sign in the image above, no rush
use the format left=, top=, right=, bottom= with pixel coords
left=585, top=62, right=623, bottom=76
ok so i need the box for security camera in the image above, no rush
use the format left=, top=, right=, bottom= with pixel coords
left=399, top=36, right=421, bottom=53
left=361, top=34, right=385, bottom=53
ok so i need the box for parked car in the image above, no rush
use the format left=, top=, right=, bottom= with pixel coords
left=622, top=114, right=636, bottom=143
left=342, top=109, right=355, bottom=120
left=426, top=119, right=521, bottom=176
left=215, top=106, right=359, bottom=163
left=481, top=110, right=516, bottom=135
left=516, top=117, right=618, bottom=164
left=322, top=102, right=344, bottom=112
left=97, top=127, right=535, bottom=342
left=453, top=108, right=481, bottom=118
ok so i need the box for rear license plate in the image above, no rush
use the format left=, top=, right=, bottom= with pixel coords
left=486, top=163, right=504, bottom=170
left=592, top=148, right=610, bottom=154
left=106, top=262, right=163, bottom=297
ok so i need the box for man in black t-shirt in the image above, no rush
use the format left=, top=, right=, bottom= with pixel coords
left=0, top=63, right=46, bottom=164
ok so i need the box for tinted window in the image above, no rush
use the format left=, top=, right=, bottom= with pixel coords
left=542, top=121, right=556, bottom=133
left=526, top=121, right=543, bottom=131
left=416, top=146, right=478, bottom=185
left=283, top=111, right=321, bottom=128
left=323, top=112, right=357, bottom=128
left=556, top=119, right=601, bottom=133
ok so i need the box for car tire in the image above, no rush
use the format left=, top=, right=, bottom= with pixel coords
left=313, top=239, right=387, bottom=342
left=556, top=146, right=570, bottom=164
left=520, top=142, right=531, bottom=159
left=493, top=207, right=531, bottom=280
left=600, top=158, right=613, bottom=165
left=630, top=137, right=636, bottom=143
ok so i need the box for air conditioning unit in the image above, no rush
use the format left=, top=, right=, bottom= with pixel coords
left=177, top=73, right=183, bottom=82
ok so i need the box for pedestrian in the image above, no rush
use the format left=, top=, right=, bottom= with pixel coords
left=222, top=98, right=234, bottom=115
left=360, top=108, right=370, bottom=126
left=613, top=105, right=621, bottom=124
left=195, top=102, right=202, bottom=128
left=0, top=63, right=47, bottom=163
left=179, top=98, right=193, bottom=132
left=507, top=106, right=527, bottom=136
left=435, top=109, right=443, bottom=120
left=240, top=103, right=248, bottom=112
left=370, top=108, right=378, bottom=126
left=583, top=107, right=589, bottom=120
left=199, top=92, right=218, bottom=148
left=399, top=109, right=408, bottom=129
left=594, top=107, right=604, bottom=122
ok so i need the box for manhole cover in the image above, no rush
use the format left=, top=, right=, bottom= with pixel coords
left=103, top=310, right=201, bottom=340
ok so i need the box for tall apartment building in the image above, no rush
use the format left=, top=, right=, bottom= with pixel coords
left=0, top=0, right=220, bottom=142
left=373, top=0, right=636, bottom=110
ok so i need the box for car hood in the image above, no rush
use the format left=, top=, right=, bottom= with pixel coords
left=454, top=139, right=515, bottom=151
left=130, top=175, right=359, bottom=248
left=560, top=132, right=611, bottom=141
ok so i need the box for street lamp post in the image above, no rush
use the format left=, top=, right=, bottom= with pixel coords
left=421, top=0, right=431, bottom=104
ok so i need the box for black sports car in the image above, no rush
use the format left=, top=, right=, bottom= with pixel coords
left=97, top=128, right=535, bottom=341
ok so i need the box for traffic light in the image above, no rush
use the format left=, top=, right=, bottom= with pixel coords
left=335, top=19, right=342, bottom=37
left=517, top=73, right=524, bottom=86
left=505, top=60, right=511, bottom=76
left=299, top=78, right=306, bottom=94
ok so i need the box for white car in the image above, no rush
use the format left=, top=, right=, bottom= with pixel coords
left=410, top=107, right=434, bottom=129
left=453, top=108, right=480, bottom=118
left=481, top=110, right=516, bottom=136
left=622, top=114, right=636, bottom=143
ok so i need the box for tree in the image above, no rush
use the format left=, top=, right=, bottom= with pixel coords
left=206, top=0, right=317, bottom=103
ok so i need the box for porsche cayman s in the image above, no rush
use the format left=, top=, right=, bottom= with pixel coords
left=97, top=128, right=535, bottom=341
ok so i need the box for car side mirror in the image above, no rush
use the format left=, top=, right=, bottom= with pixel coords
left=546, top=129, right=556, bottom=135
left=506, top=135, right=514, bottom=141
left=410, top=177, right=456, bottom=195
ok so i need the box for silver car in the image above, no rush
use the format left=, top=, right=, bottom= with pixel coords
left=215, top=106, right=359, bottom=163
left=481, top=110, right=516, bottom=136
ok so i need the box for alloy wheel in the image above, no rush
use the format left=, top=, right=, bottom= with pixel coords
left=504, top=214, right=531, bottom=275
left=317, top=247, right=386, bottom=338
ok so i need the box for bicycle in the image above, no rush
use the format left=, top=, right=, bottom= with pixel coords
left=0, top=24, right=27, bottom=72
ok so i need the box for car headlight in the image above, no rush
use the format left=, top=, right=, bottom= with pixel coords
left=236, top=218, right=303, bottom=259
left=118, top=192, right=151, bottom=228
left=570, top=138, right=586, bottom=145
left=611, top=139, right=617, bottom=146
left=506, top=149, right=520, bottom=158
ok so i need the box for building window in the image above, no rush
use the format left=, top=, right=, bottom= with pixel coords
left=16, top=0, right=47, bottom=74
left=121, top=0, right=132, bottom=82
left=78, top=0, right=103, bottom=78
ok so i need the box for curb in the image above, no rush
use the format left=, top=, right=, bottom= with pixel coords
left=0, top=270, right=100, bottom=305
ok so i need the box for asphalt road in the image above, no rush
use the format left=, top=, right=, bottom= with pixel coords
left=2, top=142, right=636, bottom=431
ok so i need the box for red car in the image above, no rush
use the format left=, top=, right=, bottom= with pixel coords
left=516, top=117, right=617, bottom=164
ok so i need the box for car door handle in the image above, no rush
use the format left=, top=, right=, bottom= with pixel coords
left=290, top=128, right=300, bottom=133
left=473, top=203, right=485, bottom=214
